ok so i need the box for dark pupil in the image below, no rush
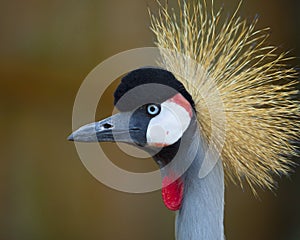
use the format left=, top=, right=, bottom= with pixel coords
left=149, top=106, right=156, bottom=113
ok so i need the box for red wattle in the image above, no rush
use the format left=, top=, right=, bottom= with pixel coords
left=161, top=176, right=184, bottom=211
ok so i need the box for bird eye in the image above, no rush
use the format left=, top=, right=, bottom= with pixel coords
left=147, top=104, right=161, bottom=116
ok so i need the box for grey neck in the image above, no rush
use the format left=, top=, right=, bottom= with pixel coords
left=175, top=131, right=225, bottom=240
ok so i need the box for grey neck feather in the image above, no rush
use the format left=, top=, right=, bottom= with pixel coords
left=175, top=125, right=225, bottom=240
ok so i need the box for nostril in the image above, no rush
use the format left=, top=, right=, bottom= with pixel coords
left=103, top=123, right=113, bottom=129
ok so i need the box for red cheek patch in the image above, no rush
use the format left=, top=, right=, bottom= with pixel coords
left=168, top=93, right=193, bottom=118
left=162, top=176, right=184, bottom=211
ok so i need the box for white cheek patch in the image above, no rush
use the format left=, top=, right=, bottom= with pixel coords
left=146, top=96, right=192, bottom=147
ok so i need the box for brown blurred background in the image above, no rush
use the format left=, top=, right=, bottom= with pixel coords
left=0, top=0, right=299, bottom=239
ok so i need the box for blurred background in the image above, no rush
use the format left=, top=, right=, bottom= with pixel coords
left=0, top=0, right=299, bottom=239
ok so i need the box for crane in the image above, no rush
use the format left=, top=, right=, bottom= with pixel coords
left=68, top=1, right=299, bottom=239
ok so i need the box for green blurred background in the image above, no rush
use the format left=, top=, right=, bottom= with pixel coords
left=1, top=0, right=299, bottom=239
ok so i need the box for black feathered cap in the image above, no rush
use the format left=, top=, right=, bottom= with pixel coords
left=114, top=67, right=195, bottom=111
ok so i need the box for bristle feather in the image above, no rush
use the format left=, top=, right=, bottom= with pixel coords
left=150, top=0, right=299, bottom=191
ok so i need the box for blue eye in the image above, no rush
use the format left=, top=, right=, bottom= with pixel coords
left=147, top=104, right=161, bottom=116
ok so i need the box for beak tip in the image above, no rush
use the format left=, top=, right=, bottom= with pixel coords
left=67, top=134, right=74, bottom=141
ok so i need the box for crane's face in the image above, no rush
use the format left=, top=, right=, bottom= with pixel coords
left=69, top=92, right=193, bottom=149
left=69, top=68, right=195, bottom=150
left=68, top=68, right=196, bottom=211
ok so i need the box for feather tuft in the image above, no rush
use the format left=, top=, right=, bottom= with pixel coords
left=149, top=0, right=300, bottom=192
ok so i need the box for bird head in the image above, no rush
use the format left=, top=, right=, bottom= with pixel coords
left=69, top=0, right=299, bottom=213
left=69, top=68, right=195, bottom=147
left=68, top=67, right=198, bottom=210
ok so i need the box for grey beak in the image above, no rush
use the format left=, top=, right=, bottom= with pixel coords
left=68, top=112, right=134, bottom=143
